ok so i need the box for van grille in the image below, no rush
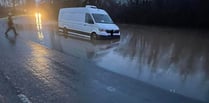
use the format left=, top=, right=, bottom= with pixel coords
left=106, top=30, right=120, bottom=33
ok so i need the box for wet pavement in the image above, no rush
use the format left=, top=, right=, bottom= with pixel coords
left=0, top=15, right=209, bottom=103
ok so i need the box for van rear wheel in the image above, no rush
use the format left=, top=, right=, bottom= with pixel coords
left=91, top=33, right=98, bottom=40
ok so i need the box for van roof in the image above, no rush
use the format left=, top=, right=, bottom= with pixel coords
left=60, top=6, right=108, bottom=15
left=85, top=5, right=97, bottom=9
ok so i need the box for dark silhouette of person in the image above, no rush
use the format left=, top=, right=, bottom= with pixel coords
left=5, top=14, right=17, bottom=36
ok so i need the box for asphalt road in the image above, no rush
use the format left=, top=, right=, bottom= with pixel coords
left=0, top=16, right=208, bottom=103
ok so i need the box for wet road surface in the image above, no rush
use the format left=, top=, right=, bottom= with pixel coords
left=0, top=16, right=209, bottom=103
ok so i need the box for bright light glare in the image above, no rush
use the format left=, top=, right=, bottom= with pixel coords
left=35, top=12, right=42, bottom=18
left=35, top=12, right=44, bottom=40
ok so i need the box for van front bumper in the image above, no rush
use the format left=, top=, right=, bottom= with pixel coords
left=97, top=34, right=120, bottom=39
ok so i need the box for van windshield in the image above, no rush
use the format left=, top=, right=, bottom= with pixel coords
left=92, top=14, right=113, bottom=24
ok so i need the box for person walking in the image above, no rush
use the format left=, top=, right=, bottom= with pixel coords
left=5, top=13, right=17, bottom=36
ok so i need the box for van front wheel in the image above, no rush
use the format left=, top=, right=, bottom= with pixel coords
left=91, top=33, right=98, bottom=40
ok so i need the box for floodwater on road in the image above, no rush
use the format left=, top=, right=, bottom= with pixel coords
left=1, top=16, right=209, bottom=102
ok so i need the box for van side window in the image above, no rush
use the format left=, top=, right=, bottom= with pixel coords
left=85, top=13, right=94, bottom=24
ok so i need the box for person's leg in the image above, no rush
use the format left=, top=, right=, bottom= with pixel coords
left=12, top=27, right=17, bottom=35
left=5, top=27, right=11, bottom=35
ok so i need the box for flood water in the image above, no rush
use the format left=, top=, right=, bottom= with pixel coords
left=95, top=25, right=209, bottom=102
left=4, top=16, right=209, bottom=102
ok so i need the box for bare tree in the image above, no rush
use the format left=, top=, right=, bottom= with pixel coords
left=0, top=0, right=26, bottom=7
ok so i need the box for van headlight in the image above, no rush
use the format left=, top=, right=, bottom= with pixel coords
left=99, top=28, right=105, bottom=32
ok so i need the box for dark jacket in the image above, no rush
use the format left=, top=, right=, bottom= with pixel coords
left=8, top=16, right=14, bottom=27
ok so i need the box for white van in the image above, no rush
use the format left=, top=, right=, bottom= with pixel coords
left=58, top=5, right=120, bottom=40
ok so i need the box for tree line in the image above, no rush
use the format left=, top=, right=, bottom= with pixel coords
left=85, top=0, right=209, bottom=27
left=1, top=0, right=209, bottom=27
left=0, top=0, right=35, bottom=16
left=42, top=0, right=209, bottom=27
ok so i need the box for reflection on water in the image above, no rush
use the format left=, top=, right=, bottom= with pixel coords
left=5, top=36, right=17, bottom=46
left=25, top=42, right=67, bottom=94
left=35, top=12, right=44, bottom=40
left=95, top=26, right=209, bottom=102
